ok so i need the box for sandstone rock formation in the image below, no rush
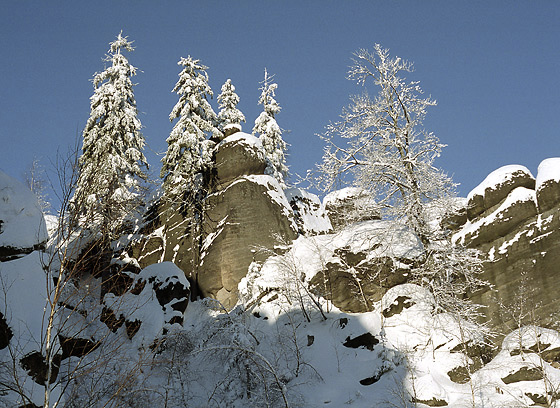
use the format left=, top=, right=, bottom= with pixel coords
left=323, top=187, right=380, bottom=230
left=201, top=172, right=297, bottom=306
left=131, top=132, right=331, bottom=308
left=451, top=159, right=560, bottom=331
left=248, top=219, right=423, bottom=314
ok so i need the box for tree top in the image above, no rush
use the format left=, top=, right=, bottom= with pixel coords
left=109, top=31, right=134, bottom=55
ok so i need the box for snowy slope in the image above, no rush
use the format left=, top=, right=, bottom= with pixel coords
left=0, top=170, right=47, bottom=256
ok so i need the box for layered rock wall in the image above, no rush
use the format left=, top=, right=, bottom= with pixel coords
left=452, top=159, right=560, bottom=331
left=132, top=132, right=332, bottom=308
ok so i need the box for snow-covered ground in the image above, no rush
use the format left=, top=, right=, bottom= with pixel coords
left=0, top=170, right=47, bottom=252
left=2, top=171, right=560, bottom=407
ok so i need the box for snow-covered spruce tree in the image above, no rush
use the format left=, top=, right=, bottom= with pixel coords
left=317, top=44, right=486, bottom=319
left=73, top=32, right=147, bottom=240
left=161, top=56, right=221, bottom=198
left=217, top=78, right=246, bottom=137
left=252, top=69, right=288, bottom=186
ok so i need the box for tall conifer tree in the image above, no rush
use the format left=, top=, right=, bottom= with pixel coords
left=73, top=32, right=147, bottom=237
left=217, top=79, right=245, bottom=136
left=253, top=69, right=288, bottom=186
left=161, top=56, right=220, bottom=197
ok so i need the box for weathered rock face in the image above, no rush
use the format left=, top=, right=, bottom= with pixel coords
left=308, top=222, right=422, bottom=313
left=466, top=165, right=536, bottom=221
left=133, top=133, right=308, bottom=308
left=201, top=174, right=297, bottom=306
left=248, top=219, right=423, bottom=314
left=323, top=187, right=380, bottom=230
left=214, top=133, right=267, bottom=184
left=451, top=159, right=560, bottom=331
left=310, top=249, right=412, bottom=313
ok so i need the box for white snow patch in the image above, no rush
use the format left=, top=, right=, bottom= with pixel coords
left=284, top=187, right=332, bottom=234
left=323, top=186, right=365, bottom=204
left=0, top=170, right=47, bottom=249
left=219, top=131, right=263, bottom=149
left=103, top=262, right=189, bottom=348
left=323, top=187, right=378, bottom=213
left=467, top=164, right=533, bottom=200
left=536, top=157, right=560, bottom=191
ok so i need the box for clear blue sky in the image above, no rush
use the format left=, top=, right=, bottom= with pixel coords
left=1, top=1, right=559, bottom=207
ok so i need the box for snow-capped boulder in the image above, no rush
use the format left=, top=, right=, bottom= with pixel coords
left=311, top=221, right=422, bottom=313
left=214, top=132, right=266, bottom=185
left=536, top=158, right=560, bottom=212
left=323, top=187, right=380, bottom=229
left=0, top=170, right=47, bottom=261
left=455, top=187, right=537, bottom=247
left=103, top=262, right=190, bottom=343
left=243, top=220, right=423, bottom=314
left=466, top=165, right=535, bottom=221
left=470, top=326, right=560, bottom=407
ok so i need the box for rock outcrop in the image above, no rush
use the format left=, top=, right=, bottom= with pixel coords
left=451, top=159, right=560, bottom=331
left=201, top=172, right=297, bottom=306
left=323, top=187, right=380, bottom=230
left=132, top=132, right=330, bottom=308
left=246, top=220, right=423, bottom=314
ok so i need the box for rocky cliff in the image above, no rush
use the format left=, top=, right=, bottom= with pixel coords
left=3, top=155, right=560, bottom=407
left=451, top=158, right=560, bottom=331
left=132, top=131, right=329, bottom=308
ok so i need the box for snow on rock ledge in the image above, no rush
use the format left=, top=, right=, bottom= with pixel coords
left=0, top=170, right=47, bottom=261
left=323, top=187, right=380, bottom=229
left=536, top=157, right=560, bottom=212
left=242, top=220, right=423, bottom=313
left=285, top=187, right=331, bottom=235
left=215, top=132, right=266, bottom=185
left=467, top=165, right=535, bottom=221
left=455, top=187, right=537, bottom=247
left=455, top=158, right=560, bottom=333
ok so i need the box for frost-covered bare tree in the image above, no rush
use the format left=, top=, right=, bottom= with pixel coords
left=253, top=69, right=288, bottom=186
left=316, top=44, right=487, bottom=322
left=316, top=44, right=452, bottom=246
left=217, top=78, right=246, bottom=136
left=72, top=32, right=148, bottom=240
left=153, top=302, right=293, bottom=408
left=24, top=157, right=51, bottom=212
left=161, top=56, right=221, bottom=197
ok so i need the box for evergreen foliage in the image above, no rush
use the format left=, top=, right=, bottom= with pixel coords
left=161, top=56, right=221, bottom=197
left=253, top=69, right=288, bottom=186
left=217, top=79, right=246, bottom=135
left=73, top=32, right=147, bottom=237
